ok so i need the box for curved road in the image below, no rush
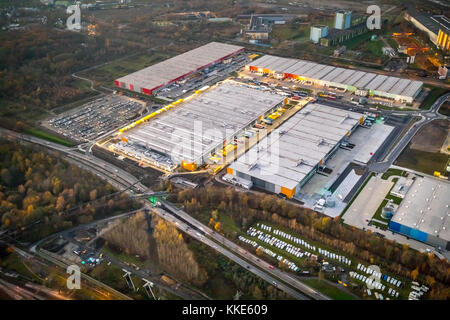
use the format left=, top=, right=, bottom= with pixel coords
left=369, top=92, right=450, bottom=173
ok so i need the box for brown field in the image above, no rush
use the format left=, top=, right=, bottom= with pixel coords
left=393, top=36, right=437, bottom=72
left=409, top=119, right=449, bottom=153
left=395, top=119, right=450, bottom=176
left=439, top=101, right=450, bottom=117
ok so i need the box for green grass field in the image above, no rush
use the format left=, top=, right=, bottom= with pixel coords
left=370, top=199, right=391, bottom=230
left=373, top=104, right=415, bottom=112
left=303, top=279, right=356, bottom=300
left=395, top=148, right=449, bottom=177
left=25, top=128, right=74, bottom=147
left=341, top=33, right=373, bottom=50
left=101, top=246, right=147, bottom=268
left=365, top=39, right=385, bottom=58
left=420, top=86, right=449, bottom=110
left=381, top=168, right=407, bottom=180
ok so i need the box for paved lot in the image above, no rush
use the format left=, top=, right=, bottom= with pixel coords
left=353, top=123, right=393, bottom=165
left=342, top=176, right=393, bottom=229
left=44, top=95, right=145, bottom=142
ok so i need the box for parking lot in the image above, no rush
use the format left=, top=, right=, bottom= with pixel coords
left=291, top=120, right=395, bottom=216
left=45, top=95, right=145, bottom=142
left=238, top=69, right=414, bottom=109
left=156, top=53, right=249, bottom=100
left=242, top=222, right=422, bottom=300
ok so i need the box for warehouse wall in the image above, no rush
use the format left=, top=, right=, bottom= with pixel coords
left=389, top=221, right=429, bottom=242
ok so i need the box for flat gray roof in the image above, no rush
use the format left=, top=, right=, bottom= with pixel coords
left=229, top=103, right=362, bottom=189
left=391, top=176, right=450, bottom=242
left=249, top=55, right=423, bottom=99
left=120, top=81, right=284, bottom=163
left=116, top=42, right=243, bottom=91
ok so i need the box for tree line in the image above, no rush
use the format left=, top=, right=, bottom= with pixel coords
left=0, top=140, right=138, bottom=241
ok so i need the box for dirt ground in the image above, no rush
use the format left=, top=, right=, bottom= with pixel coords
left=439, top=101, right=450, bottom=117
left=394, top=36, right=437, bottom=72
left=395, top=119, right=449, bottom=176
left=409, top=119, right=450, bottom=153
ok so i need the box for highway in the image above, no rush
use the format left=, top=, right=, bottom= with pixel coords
left=25, top=209, right=206, bottom=300
left=150, top=204, right=311, bottom=300
left=153, top=201, right=330, bottom=300
left=0, top=127, right=330, bottom=300
left=0, top=127, right=147, bottom=193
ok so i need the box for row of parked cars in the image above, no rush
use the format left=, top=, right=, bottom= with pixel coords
left=238, top=235, right=258, bottom=248
left=357, top=263, right=402, bottom=288
left=257, top=224, right=351, bottom=267
left=409, top=282, right=429, bottom=300
left=349, top=271, right=388, bottom=293
left=239, top=233, right=300, bottom=272
left=318, top=248, right=352, bottom=266
left=248, top=226, right=314, bottom=260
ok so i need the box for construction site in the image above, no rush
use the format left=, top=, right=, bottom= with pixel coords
left=393, top=32, right=441, bottom=72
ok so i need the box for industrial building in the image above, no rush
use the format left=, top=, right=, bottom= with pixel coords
left=114, top=81, right=285, bottom=171
left=227, top=103, right=364, bottom=198
left=320, top=23, right=368, bottom=47
left=437, top=19, right=450, bottom=51
left=310, top=25, right=329, bottom=44
left=335, top=10, right=352, bottom=30
left=405, top=12, right=450, bottom=51
left=115, top=42, right=244, bottom=95
left=311, top=11, right=368, bottom=47
left=247, top=54, right=423, bottom=103
left=389, top=177, right=450, bottom=250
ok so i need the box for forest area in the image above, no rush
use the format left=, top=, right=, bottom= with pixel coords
left=0, top=0, right=260, bottom=132
left=103, top=211, right=290, bottom=299
left=0, top=25, right=144, bottom=130
left=0, top=140, right=139, bottom=241
left=172, top=186, right=450, bottom=300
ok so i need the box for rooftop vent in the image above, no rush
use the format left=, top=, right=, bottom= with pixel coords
left=296, top=159, right=304, bottom=167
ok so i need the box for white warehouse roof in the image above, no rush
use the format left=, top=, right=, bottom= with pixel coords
left=116, top=42, right=244, bottom=92
left=229, top=103, right=363, bottom=189
left=391, top=177, right=450, bottom=242
left=120, top=81, right=284, bottom=164
left=249, top=55, right=423, bottom=100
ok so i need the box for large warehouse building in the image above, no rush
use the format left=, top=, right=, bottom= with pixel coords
left=114, top=42, right=244, bottom=95
left=227, top=103, right=364, bottom=198
left=114, top=81, right=285, bottom=171
left=247, top=55, right=423, bottom=103
left=389, top=177, right=450, bottom=250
